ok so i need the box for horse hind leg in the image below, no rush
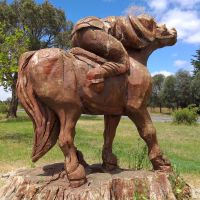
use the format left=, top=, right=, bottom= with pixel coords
left=102, top=115, right=121, bottom=170
left=56, top=107, right=86, bottom=187
left=128, top=108, right=172, bottom=172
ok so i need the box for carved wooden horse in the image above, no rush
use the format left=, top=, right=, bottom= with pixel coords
left=17, top=23, right=177, bottom=187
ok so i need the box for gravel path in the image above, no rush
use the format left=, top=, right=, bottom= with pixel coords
left=150, top=114, right=200, bottom=123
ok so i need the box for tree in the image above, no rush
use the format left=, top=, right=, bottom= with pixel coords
left=0, top=0, right=73, bottom=118
left=0, top=0, right=73, bottom=50
left=150, top=74, right=165, bottom=113
left=175, top=70, right=192, bottom=108
left=0, top=23, right=29, bottom=118
left=191, top=71, right=200, bottom=107
left=161, top=75, right=177, bottom=110
left=191, top=49, right=200, bottom=76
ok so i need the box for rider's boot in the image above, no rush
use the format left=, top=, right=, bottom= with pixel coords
left=85, top=61, right=129, bottom=93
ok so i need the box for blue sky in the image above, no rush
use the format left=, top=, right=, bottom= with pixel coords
left=1, top=0, right=200, bottom=100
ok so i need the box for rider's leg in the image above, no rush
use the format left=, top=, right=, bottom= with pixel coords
left=72, top=28, right=129, bottom=83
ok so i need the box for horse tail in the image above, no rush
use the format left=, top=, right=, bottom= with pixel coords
left=17, top=51, right=60, bottom=162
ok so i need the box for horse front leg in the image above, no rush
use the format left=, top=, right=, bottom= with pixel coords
left=127, top=108, right=172, bottom=172
left=102, top=115, right=121, bottom=170
left=57, top=108, right=86, bottom=187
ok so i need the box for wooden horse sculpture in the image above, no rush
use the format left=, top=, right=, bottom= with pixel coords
left=17, top=16, right=177, bottom=187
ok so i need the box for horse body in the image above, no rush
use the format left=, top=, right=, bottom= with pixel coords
left=17, top=23, right=177, bottom=187
left=28, top=48, right=151, bottom=115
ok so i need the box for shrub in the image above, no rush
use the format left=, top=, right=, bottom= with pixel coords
left=128, top=139, right=149, bottom=170
left=169, top=165, right=191, bottom=200
left=172, top=105, right=199, bottom=125
left=0, top=103, right=8, bottom=114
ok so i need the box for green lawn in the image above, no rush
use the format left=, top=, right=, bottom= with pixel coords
left=0, top=113, right=200, bottom=186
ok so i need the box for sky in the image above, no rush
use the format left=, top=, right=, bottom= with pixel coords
left=1, top=0, right=200, bottom=100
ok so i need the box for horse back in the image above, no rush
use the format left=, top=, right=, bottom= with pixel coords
left=27, top=48, right=127, bottom=115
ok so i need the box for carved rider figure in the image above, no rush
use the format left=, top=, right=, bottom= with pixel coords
left=71, top=15, right=157, bottom=86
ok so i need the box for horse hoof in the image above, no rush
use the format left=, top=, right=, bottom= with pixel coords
left=68, top=164, right=86, bottom=182
left=69, top=178, right=87, bottom=188
left=151, top=155, right=172, bottom=173
left=102, top=152, right=118, bottom=168
left=154, top=165, right=172, bottom=173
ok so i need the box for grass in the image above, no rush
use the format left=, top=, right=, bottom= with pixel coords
left=0, top=112, right=200, bottom=187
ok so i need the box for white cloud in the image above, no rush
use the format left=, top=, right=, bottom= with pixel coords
left=0, top=86, right=11, bottom=101
left=149, top=0, right=200, bottom=11
left=174, top=60, right=188, bottom=68
left=160, top=9, right=200, bottom=44
left=172, top=0, right=200, bottom=8
left=186, top=32, right=200, bottom=44
left=149, top=0, right=168, bottom=13
left=147, top=0, right=200, bottom=44
left=173, top=59, right=193, bottom=71
left=151, top=70, right=173, bottom=77
left=124, top=0, right=200, bottom=44
left=123, top=5, right=146, bottom=16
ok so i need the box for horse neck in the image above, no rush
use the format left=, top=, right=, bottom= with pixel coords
left=127, top=46, right=155, bottom=66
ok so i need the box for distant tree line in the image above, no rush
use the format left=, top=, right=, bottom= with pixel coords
left=149, top=50, right=200, bottom=113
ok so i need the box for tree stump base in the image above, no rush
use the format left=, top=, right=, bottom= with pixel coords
left=0, top=163, right=178, bottom=200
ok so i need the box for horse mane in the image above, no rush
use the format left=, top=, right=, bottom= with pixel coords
left=113, top=15, right=157, bottom=50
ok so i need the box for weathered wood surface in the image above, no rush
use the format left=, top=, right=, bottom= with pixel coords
left=0, top=163, right=176, bottom=200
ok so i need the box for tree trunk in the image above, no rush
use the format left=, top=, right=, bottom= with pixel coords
left=159, top=103, right=162, bottom=113
left=7, top=75, right=18, bottom=118
left=0, top=163, right=183, bottom=200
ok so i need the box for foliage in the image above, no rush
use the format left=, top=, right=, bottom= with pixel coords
left=191, top=49, right=200, bottom=76
left=191, top=72, right=200, bottom=107
left=172, top=105, right=199, bottom=125
left=0, top=22, right=29, bottom=118
left=175, top=70, right=192, bottom=108
left=150, top=70, right=200, bottom=110
left=0, top=22, right=29, bottom=90
left=149, top=74, right=165, bottom=112
left=133, top=191, right=148, bottom=200
left=0, top=0, right=73, bottom=50
left=0, top=0, right=73, bottom=118
left=161, top=75, right=176, bottom=109
left=128, top=139, right=149, bottom=170
left=169, top=166, right=191, bottom=200
left=0, top=102, right=8, bottom=114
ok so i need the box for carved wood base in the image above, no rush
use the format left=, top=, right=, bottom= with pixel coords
left=0, top=163, right=177, bottom=200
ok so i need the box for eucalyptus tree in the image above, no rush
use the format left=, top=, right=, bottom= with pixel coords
left=0, top=0, right=73, bottom=117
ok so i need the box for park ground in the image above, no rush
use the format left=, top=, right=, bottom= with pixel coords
left=0, top=112, right=200, bottom=190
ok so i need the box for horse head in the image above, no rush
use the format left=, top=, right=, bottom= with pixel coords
left=127, top=15, right=177, bottom=64
left=154, top=23, right=177, bottom=48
